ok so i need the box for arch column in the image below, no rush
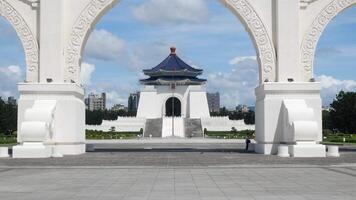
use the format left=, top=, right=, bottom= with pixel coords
left=15, top=0, right=86, bottom=157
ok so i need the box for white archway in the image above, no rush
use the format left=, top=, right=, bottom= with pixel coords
left=0, top=0, right=39, bottom=82
left=64, top=0, right=276, bottom=85
left=301, top=0, right=356, bottom=81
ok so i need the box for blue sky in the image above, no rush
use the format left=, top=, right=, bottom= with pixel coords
left=0, top=0, right=355, bottom=108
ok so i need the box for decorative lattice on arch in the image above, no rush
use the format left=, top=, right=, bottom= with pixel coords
left=301, top=0, right=356, bottom=81
left=0, top=0, right=39, bottom=82
left=65, top=0, right=276, bottom=84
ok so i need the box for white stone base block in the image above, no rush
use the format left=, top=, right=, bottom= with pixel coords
left=51, top=146, right=63, bottom=158
left=327, top=146, right=340, bottom=157
left=278, top=145, right=290, bottom=157
left=288, top=143, right=326, bottom=157
left=0, top=147, right=9, bottom=158
left=13, top=143, right=52, bottom=158
left=255, top=83, right=322, bottom=156
left=55, top=144, right=85, bottom=155
left=255, top=143, right=278, bottom=155
left=17, top=83, right=86, bottom=157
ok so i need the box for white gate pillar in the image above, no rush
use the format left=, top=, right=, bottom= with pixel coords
left=39, top=0, right=66, bottom=83
left=254, top=82, right=323, bottom=155
left=16, top=0, right=86, bottom=157
left=274, top=0, right=302, bottom=82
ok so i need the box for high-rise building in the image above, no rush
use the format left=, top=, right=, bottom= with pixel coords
left=128, top=92, right=140, bottom=112
left=85, top=92, right=106, bottom=111
left=207, top=92, right=220, bottom=112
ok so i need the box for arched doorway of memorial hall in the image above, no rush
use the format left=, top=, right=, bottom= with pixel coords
left=165, top=97, right=181, bottom=117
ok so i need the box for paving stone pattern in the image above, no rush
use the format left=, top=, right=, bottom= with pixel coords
left=0, top=166, right=356, bottom=200
left=1, top=145, right=356, bottom=199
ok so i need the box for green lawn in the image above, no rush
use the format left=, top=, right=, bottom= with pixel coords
left=205, top=130, right=255, bottom=139
left=86, top=130, right=142, bottom=140
left=0, top=134, right=17, bottom=146
left=323, top=133, right=356, bottom=144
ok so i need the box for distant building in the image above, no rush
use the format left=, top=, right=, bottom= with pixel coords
left=236, top=104, right=249, bottom=113
left=128, top=92, right=140, bottom=112
left=85, top=93, right=106, bottom=111
left=207, top=92, right=220, bottom=112
left=7, top=96, right=17, bottom=105
left=111, top=104, right=126, bottom=111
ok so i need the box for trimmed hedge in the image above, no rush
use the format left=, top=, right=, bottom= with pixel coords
left=204, top=129, right=255, bottom=139
left=0, top=134, right=17, bottom=145
left=323, top=131, right=356, bottom=143
left=86, top=129, right=142, bottom=140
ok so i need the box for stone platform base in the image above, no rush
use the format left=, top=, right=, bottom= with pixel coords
left=55, top=143, right=85, bottom=155
left=13, top=143, right=52, bottom=158
left=255, top=143, right=278, bottom=155
left=289, top=143, right=326, bottom=157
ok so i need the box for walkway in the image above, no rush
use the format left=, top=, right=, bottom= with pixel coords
left=1, top=144, right=356, bottom=199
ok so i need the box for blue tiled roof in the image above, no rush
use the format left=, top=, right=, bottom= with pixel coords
left=140, top=76, right=206, bottom=85
left=143, top=47, right=203, bottom=75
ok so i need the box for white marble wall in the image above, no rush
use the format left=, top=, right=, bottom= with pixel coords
left=201, top=117, right=255, bottom=132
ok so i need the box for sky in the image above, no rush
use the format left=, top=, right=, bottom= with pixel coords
left=0, top=0, right=355, bottom=109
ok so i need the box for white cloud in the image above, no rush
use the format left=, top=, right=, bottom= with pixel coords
left=229, top=56, right=256, bottom=65
left=105, top=90, right=128, bottom=107
left=85, top=29, right=126, bottom=61
left=317, top=75, right=356, bottom=105
left=0, top=65, right=24, bottom=98
left=207, top=56, right=259, bottom=108
left=132, top=0, right=209, bottom=25
left=80, top=62, right=96, bottom=85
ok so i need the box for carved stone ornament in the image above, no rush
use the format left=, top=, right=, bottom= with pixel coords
left=301, top=0, right=356, bottom=81
left=0, top=0, right=39, bottom=82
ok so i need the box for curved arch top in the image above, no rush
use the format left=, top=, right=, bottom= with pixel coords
left=301, top=0, right=356, bottom=81
left=0, top=0, right=39, bottom=82
left=65, top=0, right=276, bottom=84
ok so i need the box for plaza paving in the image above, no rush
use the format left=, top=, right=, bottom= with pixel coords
left=1, top=142, right=356, bottom=200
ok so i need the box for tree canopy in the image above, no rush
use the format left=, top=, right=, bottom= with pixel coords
left=86, top=109, right=136, bottom=125
left=329, top=91, right=356, bottom=134
left=0, top=99, right=17, bottom=134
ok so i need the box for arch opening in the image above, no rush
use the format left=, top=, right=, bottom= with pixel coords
left=301, top=0, right=356, bottom=81
left=0, top=0, right=39, bottom=82
left=66, top=0, right=276, bottom=85
left=165, top=97, right=181, bottom=117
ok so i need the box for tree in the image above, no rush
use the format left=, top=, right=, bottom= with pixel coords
left=85, top=109, right=137, bottom=125
left=322, top=110, right=333, bottom=130
left=243, top=111, right=255, bottom=125
left=0, top=98, right=17, bottom=134
left=330, top=91, right=356, bottom=134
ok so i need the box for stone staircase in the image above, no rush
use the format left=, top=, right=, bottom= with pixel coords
left=184, top=118, right=204, bottom=138
left=144, top=118, right=163, bottom=138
